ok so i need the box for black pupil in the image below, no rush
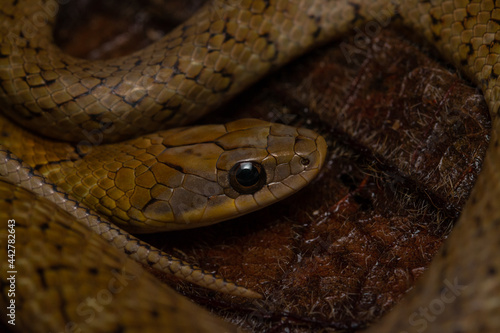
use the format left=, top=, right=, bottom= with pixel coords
left=235, top=162, right=260, bottom=187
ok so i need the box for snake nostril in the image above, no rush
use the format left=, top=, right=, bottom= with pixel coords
left=300, top=158, right=310, bottom=166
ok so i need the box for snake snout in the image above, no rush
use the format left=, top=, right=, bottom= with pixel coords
left=292, top=128, right=327, bottom=183
left=262, top=124, right=327, bottom=197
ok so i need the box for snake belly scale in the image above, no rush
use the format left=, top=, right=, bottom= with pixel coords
left=0, top=0, right=499, bottom=332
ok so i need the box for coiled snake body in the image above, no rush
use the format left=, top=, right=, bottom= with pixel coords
left=0, top=0, right=499, bottom=332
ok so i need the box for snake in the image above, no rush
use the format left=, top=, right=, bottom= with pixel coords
left=0, top=0, right=499, bottom=332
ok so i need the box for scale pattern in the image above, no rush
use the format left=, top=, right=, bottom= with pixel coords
left=0, top=0, right=499, bottom=332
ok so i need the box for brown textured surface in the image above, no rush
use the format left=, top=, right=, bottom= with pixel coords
left=1, top=0, right=500, bottom=333
left=54, top=0, right=206, bottom=60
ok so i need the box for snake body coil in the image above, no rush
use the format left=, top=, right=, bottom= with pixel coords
left=0, top=0, right=500, bottom=332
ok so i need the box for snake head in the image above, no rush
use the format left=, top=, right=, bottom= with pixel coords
left=129, top=118, right=327, bottom=232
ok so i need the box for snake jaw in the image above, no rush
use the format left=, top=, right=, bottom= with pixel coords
left=137, top=119, right=328, bottom=231
left=209, top=119, right=328, bottom=223
left=0, top=110, right=326, bottom=234
left=0, top=114, right=325, bottom=233
left=135, top=119, right=328, bottom=231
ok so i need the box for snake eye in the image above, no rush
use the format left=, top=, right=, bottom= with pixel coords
left=229, top=161, right=266, bottom=194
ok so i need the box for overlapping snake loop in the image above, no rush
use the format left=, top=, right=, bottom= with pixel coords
left=0, top=0, right=499, bottom=332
